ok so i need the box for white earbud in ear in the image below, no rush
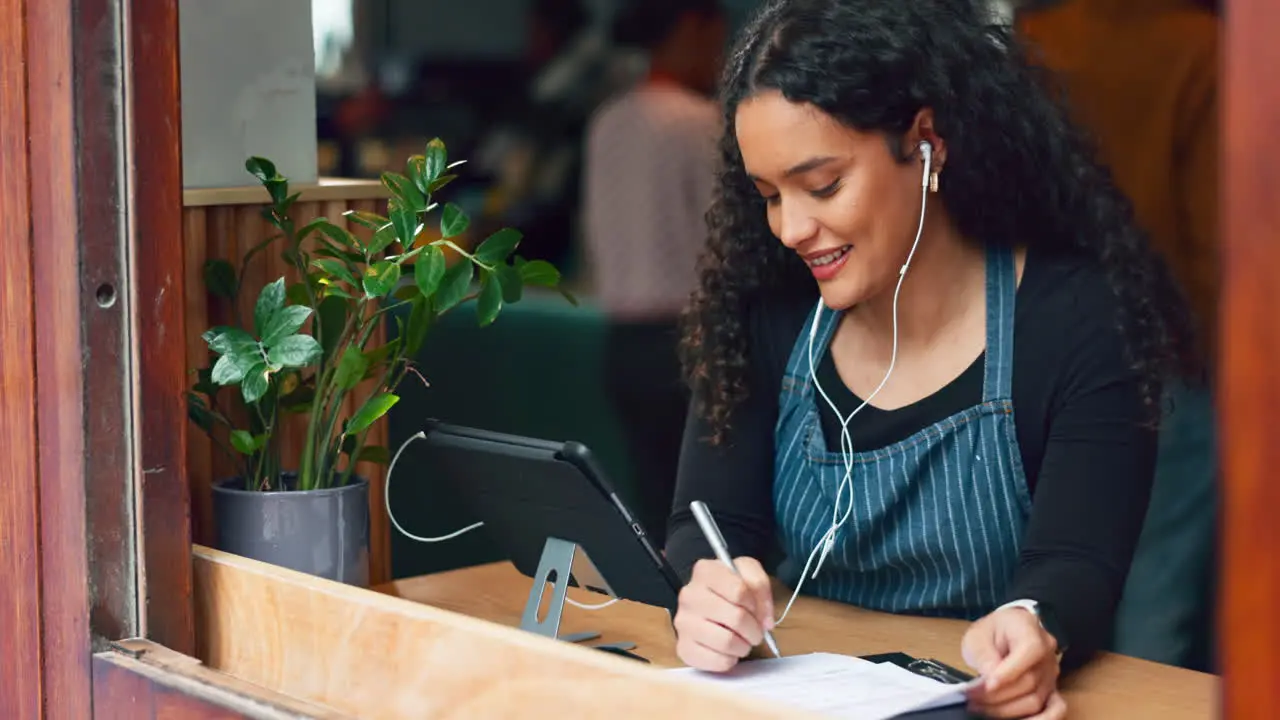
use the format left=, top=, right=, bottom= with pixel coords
left=918, top=140, right=934, bottom=189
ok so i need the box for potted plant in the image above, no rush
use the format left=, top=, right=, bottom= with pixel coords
left=187, top=139, right=569, bottom=585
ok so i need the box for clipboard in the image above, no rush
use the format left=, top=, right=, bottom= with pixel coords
left=861, top=653, right=979, bottom=720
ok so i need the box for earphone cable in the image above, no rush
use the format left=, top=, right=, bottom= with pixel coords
left=775, top=152, right=931, bottom=627
left=384, top=431, right=617, bottom=611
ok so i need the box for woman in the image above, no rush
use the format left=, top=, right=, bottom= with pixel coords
left=663, top=1, right=1199, bottom=718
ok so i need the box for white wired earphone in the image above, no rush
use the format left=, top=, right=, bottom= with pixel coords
left=385, top=431, right=619, bottom=610
left=774, top=139, right=934, bottom=627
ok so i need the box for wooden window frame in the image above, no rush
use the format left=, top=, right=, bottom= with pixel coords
left=1219, top=0, right=1280, bottom=715
left=2, top=0, right=193, bottom=714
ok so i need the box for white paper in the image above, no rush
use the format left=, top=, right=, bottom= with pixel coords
left=667, top=653, right=976, bottom=719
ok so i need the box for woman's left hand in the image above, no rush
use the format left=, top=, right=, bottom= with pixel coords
left=960, top=606, right=1065, bottom=719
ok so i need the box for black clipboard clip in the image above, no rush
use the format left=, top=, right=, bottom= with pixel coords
left=862, top=652, right=978, bottom=719
left=861, top=652, right=976, bottom=684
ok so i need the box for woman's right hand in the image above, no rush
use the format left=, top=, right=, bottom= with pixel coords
left=673, top=556, right=776, bottom=672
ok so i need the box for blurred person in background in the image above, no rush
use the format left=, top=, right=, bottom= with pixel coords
left=473, top=0, right=609, bottom=270
left=1014, top=0, right=1220, bottom=671
left=582, top=0, right=727, bottom=540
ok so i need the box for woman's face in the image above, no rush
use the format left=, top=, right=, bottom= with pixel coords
left=735, top=90, right=932, bottom=311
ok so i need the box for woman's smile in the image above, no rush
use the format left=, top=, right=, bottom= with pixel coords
left=802, top=244, right=854, bottom=280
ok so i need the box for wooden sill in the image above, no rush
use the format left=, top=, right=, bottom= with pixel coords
left=183, top=178, right=388, bottom=208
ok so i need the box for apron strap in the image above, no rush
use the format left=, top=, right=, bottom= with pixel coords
left=981, top=245, right=1018, bottom=402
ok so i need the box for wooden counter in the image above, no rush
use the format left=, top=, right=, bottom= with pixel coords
left=378, top=562, right=1221, bottom=719
left=192, top=546, right=815, bottom=719
left=183, top=179, right=392, bottom=584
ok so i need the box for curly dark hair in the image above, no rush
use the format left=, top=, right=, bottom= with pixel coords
left=680, top=0, right=1200, bottom=443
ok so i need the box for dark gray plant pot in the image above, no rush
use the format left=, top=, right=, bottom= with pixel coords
left=211, top=474, right=370, bottom=586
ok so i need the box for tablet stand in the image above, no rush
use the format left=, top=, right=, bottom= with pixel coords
left=519, top=537, right=618, bottom=640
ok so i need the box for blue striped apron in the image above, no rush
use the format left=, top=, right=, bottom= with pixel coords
left=773, top=246, right=1032, bottom=619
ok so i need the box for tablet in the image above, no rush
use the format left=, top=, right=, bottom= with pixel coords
left=417, top=419, right=683, bottom=614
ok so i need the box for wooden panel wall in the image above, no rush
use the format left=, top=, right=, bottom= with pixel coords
left=184, top=193, right=392, bottom=586
left=1220, top=0, right=1280, bottom=716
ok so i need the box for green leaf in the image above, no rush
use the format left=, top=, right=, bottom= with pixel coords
left=230, top=430, right=257, bottom=455
left=244, top=157, right=279, bottom=183
left=497, top=263, right=523, bottom=304
left=373, top=224, right=396, bottom=257
left=355, top=445, right=391, bottom=464
left=187, top=392, right=218, bottom=433
left=440, top=203, right=469, bottom=239
left=254, top=278, right=287, bottom=338
left=261, top=305, right=313, bottom=347
left=380, top=202, right=413, bottom=253
left=192, top=367, right=220, bottom=397
left=279, top=382, right=315, bottom=413
left=391, top=245, right=427, bottom=266
left=317, top=295, right=348, bottom=362
left=424, top=138, right=447, bottom=182
left=243, top=234, right=285, bottom=272
left=343, top=210, right=388, bottom=233
left=313, top=258, right=359, bottom=288
left=477, top=270, right=502, bottom=326
left=276, top=368, right=301, bottom=398
left=267, top=335, right=323, bottom=369
left=315, top=237, right=364, bottom=263
left=203, top=259, right=237, bottom=299
left=405, top=295, right=433, bottom=356
left=346, top=393, right=399, bottom=435
left=519, top=259, right=561, bottom=287
left=362, top=260, right=401, bottom=298
left=559, top=287, right=580, bottom=307
left=360, top=339, right=400, bottom=380
left=203, top=326, right=257, bottom=356
left=414, top=246, right=447, bottom=297
left=340, top=434, right=360, bottom=455
left=296, top=216, right=329, bottom=242
left=241, top=363, right=270, bottom=404
left=313, top=218, right=361, bottom=249
left=263, top=178, right=288, bottom=207
left=286, top=281, right=311, bottom=306
left=382, top=172, right=426, bottom=212
left=211, top=352, right=252, bottom=385
left=334, top=346, right=368, bottom=391
left=434, top=259, right=473, bottom=313
left=475, top=228, right=522, bottom=265
left=428, top=174, right=457, bottom=194
left=406, top=155, right=428, bottom=195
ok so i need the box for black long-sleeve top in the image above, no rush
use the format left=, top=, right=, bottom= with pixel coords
left=664, top=246, right=1158, bottom=671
